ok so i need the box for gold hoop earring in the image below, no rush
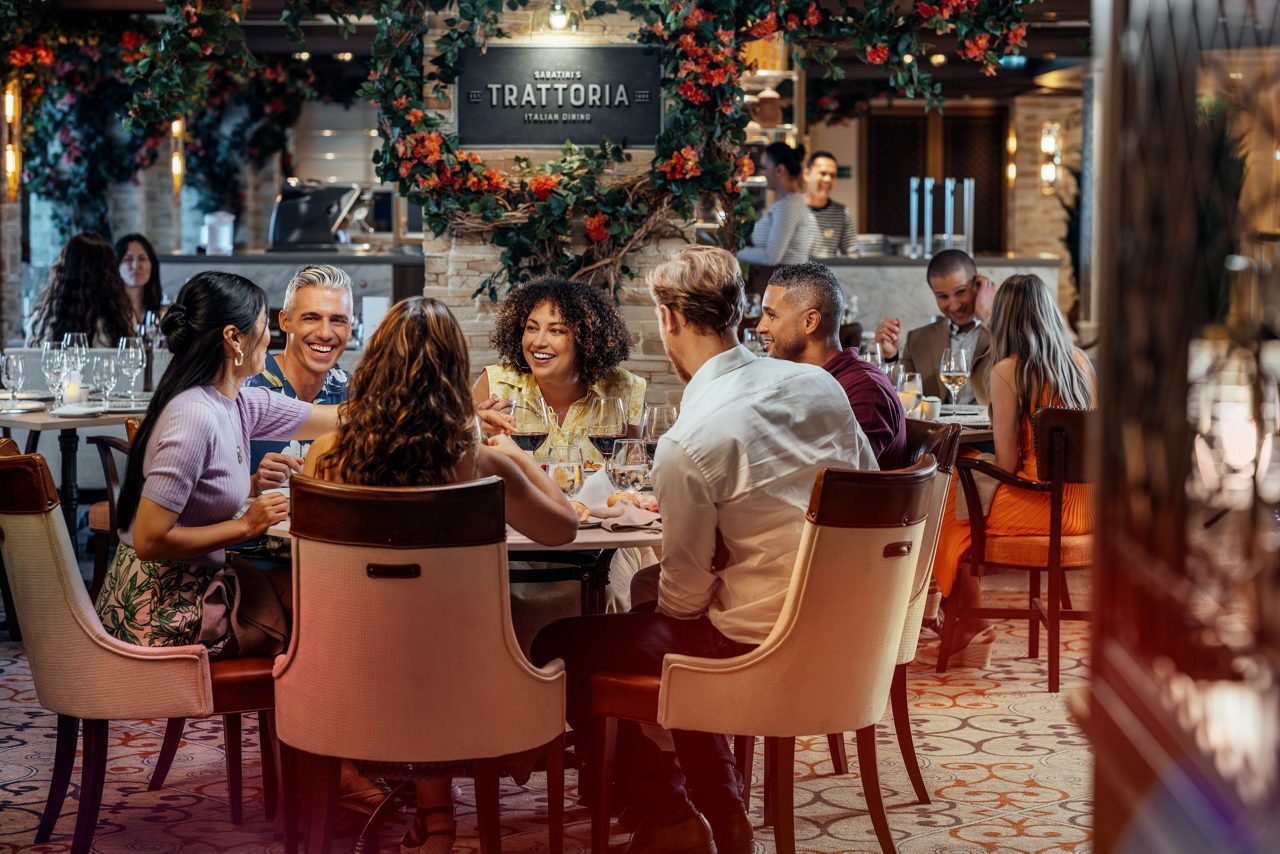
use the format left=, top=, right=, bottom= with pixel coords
left=234, top=349, right=244, bottom=367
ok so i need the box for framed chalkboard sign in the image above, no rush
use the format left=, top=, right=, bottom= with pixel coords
left=456, top=45, right=663, bottom=148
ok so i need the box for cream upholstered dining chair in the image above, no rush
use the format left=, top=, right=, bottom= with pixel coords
left=589, top=459, right=937, bottom=854
left=937, top=407, right=1094, bottom=693
left=824, top=420, right=962, bottom=805
left=274, top=473, right=567, bottom=854
left=0, top=451, right=277, bottom=853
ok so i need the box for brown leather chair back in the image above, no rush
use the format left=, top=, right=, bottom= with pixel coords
left=290, top=473, right=506, bottom=548
left=124, top=417, right=141, bottom=444
left=0, top=452, right=60, bottom=514
left=807, top=455, right=936, bottom=528
left=0, top=437, right=19, bottom=457
left=1032, top=407, right=1094, bottom=484
left=902, top=419, right=963, bottom=473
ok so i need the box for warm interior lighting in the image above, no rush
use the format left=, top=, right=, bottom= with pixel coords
left=3, top=79, right=20, bottom=202
left=294, top=51, right=311, bottom=61
left=3, top=85, right=15, bottom=126
left=5, top=143, right=19, bottom=201
left=548, top=0, right=570, bottom=30
left=1007, top=162, right=1017, bottom=183
left=171, top=117, right=184, bottom=139
left=1039, top=161, right=1057, bottom=184
left=335, top=51, right=353, bottom=62
left=1040, top=126, right=1058, bottom=154
left=323, top=152, right=336, bottom=160
left=929, top=53, right=947, bottom=67
left=1039, top=122, right=1061, bottom=195
left=170, top=150, right=184, bottom=196
left=321, top=129, right=335, bottom=137
left=902, top=53, right=915, bottom=64
left=1006, top=128, right=1017, bottom=154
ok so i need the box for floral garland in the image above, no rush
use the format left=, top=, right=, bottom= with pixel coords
left=3, top=12, right=169, bottom=238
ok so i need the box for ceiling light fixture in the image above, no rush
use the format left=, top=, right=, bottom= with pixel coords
left=929, top=53, right=947, bottom=67
left=335, top=52, right=353, bottom=62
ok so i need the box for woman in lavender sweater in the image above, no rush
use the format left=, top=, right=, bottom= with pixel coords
left=96, top=271, right=339, bottom=658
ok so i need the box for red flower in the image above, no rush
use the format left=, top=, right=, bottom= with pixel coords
left=1007, top=23, right=1027, bottom=47
left=585, top=213, right=609, bottom=242
left=678, top=79, right=710, bottom=104
left=785, top=14, right=800, bottom=31
left=865, top=44, right=890, bottom=65
left=657, top=146, right=702, bottom=181
left=528, top=174, right=561, bottom=201
left=8, top=46, right=33, bottom=67
left=650, top=21, right=665, bottom=38
left=804, top=3, right=823, bottom=28
left=916, top=2, right=942, bottom=18
left=736, top=155, right=755, bottom=179
left=393, top=96, right=409, bottom=110
left=406, top=108, right=425, bottom=126
left=34, top=45, right=54, bottom=66
left=747, top=12, right=778, bottom=40
left=120, top=31, right=143, bottom=51
left=684, top=6, right=711, bottom=29
left=983, top=63, right=998, bottom=77
left=481, top=169, right=507, bottom=191
left=960, top=33, right=990, bottom=61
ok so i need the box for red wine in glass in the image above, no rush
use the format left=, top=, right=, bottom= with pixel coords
left=589, top=433, right=623, bottom=457
left=512, top=432, right=548, bottom=453
left=645, top=441, right=658, bottom=459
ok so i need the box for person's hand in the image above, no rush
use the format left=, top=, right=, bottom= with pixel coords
left=255, top=452, right=304, bottom=493
left=974, top=274, right=997, bottom=322
left=484, top=432, right=528, bottom=462
left=874, top=315, right=902, bottom=359
left=476, top=394, right=515, bottom=435
left=240, top=492, right=289, bottom=537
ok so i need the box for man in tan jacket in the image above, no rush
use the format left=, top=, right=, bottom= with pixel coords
left=873, top=249, right=997, bottom=404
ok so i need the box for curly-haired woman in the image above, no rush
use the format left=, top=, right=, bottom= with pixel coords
left=474, top=275, right=646, bottom=467
left=26, top=232, right=136, bottom=347
left=305, top=296, right=576, bottom=853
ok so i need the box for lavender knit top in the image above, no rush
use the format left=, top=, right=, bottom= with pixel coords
left=120, top=385, right=313, bottom=566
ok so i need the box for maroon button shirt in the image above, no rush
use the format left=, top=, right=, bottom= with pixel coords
left=822, top=348, right=907, bottom=469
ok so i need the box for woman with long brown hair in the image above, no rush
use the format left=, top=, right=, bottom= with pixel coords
left=304, top=296, right=576, bottom=852
left=27, top=232, right=135, bottom=346
left=932, top=273, right=1095, bottom=666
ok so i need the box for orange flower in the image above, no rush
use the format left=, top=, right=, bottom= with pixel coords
left=528, top=174, right=561, bottom=201
left=585, top=213, right=609, bottom=242
left=678, top=79, right=710, bottom=104
left=406, top=108, right=425, bottom=126
left=747, top=12, right=777, bottom=40
left=865, top=44, right=890, bottom=65
left=1006, top=23, right=1027, bottom=47
left=804, top=3, right=823, bottom=28
left=684, top=6, right=711, bottom=28
left=657, top=146, right=702, bottom=181
left=736, top=155, right=755, bottom=179
left=393, top=96, right=409, bottom=110
left=481, top=169, right=507, bottom=191
left=961, top=33, right=990, bottom=61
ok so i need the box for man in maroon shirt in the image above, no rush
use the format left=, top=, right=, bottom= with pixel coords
left=757, top=262, right=907, bottom=468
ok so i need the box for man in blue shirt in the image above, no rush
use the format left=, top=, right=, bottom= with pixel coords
left=245, top=264, right=354, bottom=490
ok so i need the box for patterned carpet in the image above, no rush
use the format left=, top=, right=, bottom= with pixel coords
left=0, top=577, right=1093, bottom=853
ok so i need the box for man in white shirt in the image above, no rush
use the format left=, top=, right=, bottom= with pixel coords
left=532, top=246, right=875, bottom=854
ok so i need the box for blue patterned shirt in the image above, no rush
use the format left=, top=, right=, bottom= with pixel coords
left=243, top=352, right=349, bottom=473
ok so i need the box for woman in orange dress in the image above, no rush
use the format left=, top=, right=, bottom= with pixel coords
left=933, top=273, right=1095, bottom=665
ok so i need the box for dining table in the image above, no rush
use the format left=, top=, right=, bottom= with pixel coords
left=266, top=517, right=662, bottom=616
left=0, top=404, right=139, bottom=552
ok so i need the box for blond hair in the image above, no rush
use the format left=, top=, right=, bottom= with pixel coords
left=646, top=245, right=744, bottom=334
left=283, top=264, right=353, bottom=314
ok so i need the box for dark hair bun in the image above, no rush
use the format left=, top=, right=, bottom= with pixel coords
left=160, top=305, right=190, bottom=354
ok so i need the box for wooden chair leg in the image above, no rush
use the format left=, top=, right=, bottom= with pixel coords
left=70, top=719, right=108, bottom=854
left=936, top=591, right=960, bottom=673
left=591, top=716, right=617, bottom=854
left=149, top=717, right=186, bottom=790
left=826, top=732, right=849, bottom=775
left=546, top=733, right=565, bottom=854
left=258, top=710, right=277, bottom=820
left=473, top=757, right=503, bottom=854
left=854, top=725, right=896, bottom=854
left=224, top=713, right=243, bottom=824
left=35, top=714, right=78, bottom=843
left=762, top=738, right=776, bottom=827
left=1028, top=568, right=1042, bottom=659
left=279, top=740, right=300, bottom=854
left=764, top=737, right=795, bottom=854
left=1060, top=574, right=1073, bottom=611
left=889, top=663, right=930, bottom=805
left=1048, top=565, right=1063, bottom=694
left=306, top=752, right=341, bottom=854
left=733, top=734, right=754, bottom=814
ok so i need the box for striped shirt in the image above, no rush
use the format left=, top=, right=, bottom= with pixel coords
left=737, top=192, right=818, bottom=267
left=809, top=200, right=857, bottom=257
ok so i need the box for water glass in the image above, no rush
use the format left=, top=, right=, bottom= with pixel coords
left=90, top=355, right=119, bottom=401
left=608, top=439, right=649, bottom=493
left=118, top=337, right=146, bottom=403
left=896, top=371, right=924, bottom=415
left=546, top=445, right=584, bottom=500
left=1, top=353, right=23, bottom=404
left=642, top=403, right=678, bottom=461
left=864, top=341, right=886, bottom=372
left=61, top=332, right=88, bottom=372
left=587, top=396, right=626, bottom=459
left=40, top=343, right=66, bottom=406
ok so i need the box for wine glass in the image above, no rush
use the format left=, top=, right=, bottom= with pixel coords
left=586, top=396, right=626, bottom=459
left=510, top=391, right=551, bottom=455
left=118, top=337, right=146, bottom=404
left=896, top=371, right=923, bottom=415
left=642, top=403, right=678, bottom=461
left=608, top=439, right=649, bottom=493
left=2, top=353, right=23, bottom=406
left=864, top=341, right=886, bottom=372
left=939, top=348, right=970, bottom=404
left=546, top=445, right=584, bottom=501
left=40, top=343, right=66, bottom=408
left=90, top=355, right=118, bottom=403
left=61, top=332, right=88, bottom=374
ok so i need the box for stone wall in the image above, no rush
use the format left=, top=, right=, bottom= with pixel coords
left=1006, top=94, right=1083, bottom=312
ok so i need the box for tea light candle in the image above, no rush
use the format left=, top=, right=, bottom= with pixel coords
left=62, top=371, right=87, bottom=405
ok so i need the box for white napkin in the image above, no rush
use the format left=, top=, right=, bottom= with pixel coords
left=588, top=502, right=661, bottom=533
left=577, top=468, right=615, bottom=508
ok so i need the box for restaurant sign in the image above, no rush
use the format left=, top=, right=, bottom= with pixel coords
left=456, top=46, right=662, bottom=148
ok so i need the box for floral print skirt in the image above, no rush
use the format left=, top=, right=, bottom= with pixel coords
left=95, top=543, right=233, bottom=658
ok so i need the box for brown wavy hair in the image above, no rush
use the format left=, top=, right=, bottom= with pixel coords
left=316, top=297, right=477, bottom=486
left=489, top=276, right=631, bottom=385
left=31, top=232, right=135, bottom=345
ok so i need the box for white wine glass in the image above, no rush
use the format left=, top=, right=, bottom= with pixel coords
left=61, top=332, right=88, bottom=373
left=40, top=343, right=66, bottom=408
left=546, top=445, right=584, bottom=501
left=586, top=396, right=626, bottom=460
left=864, top=341, right=886, bottom=372
left=90, top=355, right=119, bottom=402
left=608, top=438, right=649, bottom=493
left=510, top=391, right=551, bottom=455
left=939, top=348, right=970, bottom=404
left=118, top=337, right=146, bottom=404
left=2, top=353, right=23, bottom=406
left=896, top=371, right=923, bottom=415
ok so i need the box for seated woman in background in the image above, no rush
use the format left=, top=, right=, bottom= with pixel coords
left=115, top=232, right=166, bottom=327
left=97, top=271, right=340, bottom=658
left=26, top=232, right=135, bottom=347
left=305, top=296, right=577, bottom=854
left=475, top=275, right=651, bottom=619
left=932, top=273, right=1095, bottom=666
